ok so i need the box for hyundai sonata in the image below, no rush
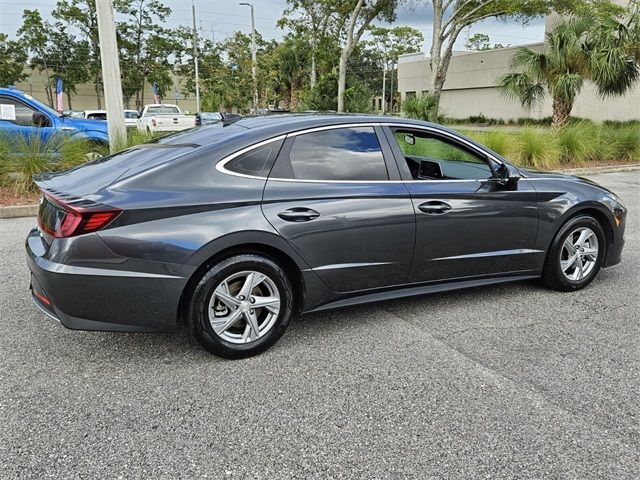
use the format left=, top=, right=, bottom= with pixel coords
left=26, top=115, right=627, bottom=358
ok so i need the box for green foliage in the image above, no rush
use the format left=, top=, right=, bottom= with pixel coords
left=117, top=0, right=178, bottom=108
left=557, top=122, right=599, bottom=164
left=0, top=131, right=154, bottom=195
left=0, top=33, right=28, bottom=87
left=465, top=33, right=507, bottom=51
left=401, top=94, right=440, bottom=122
left=302, top=73, right=373, bottom=113
left=499, top=14, right=640, bottom=127
left=463, top=123, right=640, bottom=169
left=478, top=131, right=513, bottom=157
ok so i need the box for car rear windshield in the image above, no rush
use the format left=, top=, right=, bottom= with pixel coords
left=146, top=106, right=181, bottom=115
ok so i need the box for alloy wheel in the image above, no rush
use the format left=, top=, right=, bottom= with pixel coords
left=207, top=270, right=281, bottom=344
left=560, top=227, right=599, bottom=281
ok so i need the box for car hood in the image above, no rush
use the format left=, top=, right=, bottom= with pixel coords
left=60, top=116, right=108, bottom=133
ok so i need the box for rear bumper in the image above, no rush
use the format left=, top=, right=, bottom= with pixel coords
left=25, top=228, right=192, bottom=333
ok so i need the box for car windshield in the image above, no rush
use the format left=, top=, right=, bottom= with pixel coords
left=201, top=112, right=221, bottom=120
left=146, top=106, right=180, bottom=115
left=22, top=93, right=62, bottom=118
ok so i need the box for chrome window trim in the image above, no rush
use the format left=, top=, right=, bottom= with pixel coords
left=215, top=122, right=504, bottom=183
left=214, top=134, right=287, bottom=180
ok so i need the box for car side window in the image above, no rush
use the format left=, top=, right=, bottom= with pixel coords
left=394, top=130, right=493, bottom=180
left=288, top=127, right=389, bottom=181
left=226, top=138, right=284, bottom=177
left=0, top=96, right=38, bottom=127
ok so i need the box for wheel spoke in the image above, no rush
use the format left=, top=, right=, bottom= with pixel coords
left=245, top=310, right=260, bottom=342
left=211, top=308, right=243, bottom=335
left=563, top=238, right=577, bottom=255
left=252, top=295, right=280, bottom=312
left=582, top=247, right=598, bottom=260
left=561, top=254, right=578, bottom=272
left=575, top=229, right=590, bottom=248
left=214, top=280, right=240, bottom=309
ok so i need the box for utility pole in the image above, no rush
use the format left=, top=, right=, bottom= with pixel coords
left=192, top=0, right=201, bottom=113
left=240, top=2, right=258, bottom=112
left=95, top=0, right=126, bottom=153
left=381, top=57, right=387, bottom=114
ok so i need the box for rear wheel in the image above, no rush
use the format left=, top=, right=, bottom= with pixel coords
left=542, top=215, right=606, bottom=291
left=187, top=254, right=295, bottom=359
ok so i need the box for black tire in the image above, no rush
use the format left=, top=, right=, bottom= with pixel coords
left=542, top=215, right=606, bottom=292
left=187, top=254, right=296, bottom=359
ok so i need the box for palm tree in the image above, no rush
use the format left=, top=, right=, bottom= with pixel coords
left=498, top=13, right=639, bottom=128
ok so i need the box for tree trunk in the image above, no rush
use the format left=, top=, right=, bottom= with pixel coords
left=337, top=0, right=364, bottom=113
left=310, top=51, right=317, bottom=89
left=552, top=96, right=572, bottom=128
left=95, top=73, right=102, bottom=109
left=67, top=92, right=72, bottom=110
left=337, top=50, right=349, bottom=112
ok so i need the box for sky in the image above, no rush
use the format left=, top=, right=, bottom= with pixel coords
left=1, top=0, right=548, bottom=52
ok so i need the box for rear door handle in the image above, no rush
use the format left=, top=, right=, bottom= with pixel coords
left=418, top=201, right=452, bottom=215
left=278, top=208, right=320, bottom=222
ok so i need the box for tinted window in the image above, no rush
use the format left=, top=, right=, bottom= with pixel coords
left=124, top=111, right=138, bottom=118
left=394, top=130, right=492, bottom=180
left=0, top=97, right=39, bottom=126
left=146, top=106, right=180, bottom=115
left=288, top=127, right=388, bottom=181
left=227, top=138, right=284, bottom=177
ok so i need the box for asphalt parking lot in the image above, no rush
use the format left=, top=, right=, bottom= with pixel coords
left=1, top=171, right=638, bottom=479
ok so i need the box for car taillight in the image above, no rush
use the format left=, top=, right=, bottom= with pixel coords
left=38, top=193, right=121, bottom=238
left=151, top=117, right=157, bottom=127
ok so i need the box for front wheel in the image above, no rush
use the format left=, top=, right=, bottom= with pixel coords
left=187, top=254, right=296, bottom=359
left=542, top=215, right=606, bottom=291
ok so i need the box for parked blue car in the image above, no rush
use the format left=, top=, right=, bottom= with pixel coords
left=0, top=87, right=108, bottom=145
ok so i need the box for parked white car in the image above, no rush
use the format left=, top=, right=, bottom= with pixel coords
left=124, top=109, right=139, bottom=128
left=136, top=104, right=195, bottom=133
left=79, top=109, right=107, bottom=121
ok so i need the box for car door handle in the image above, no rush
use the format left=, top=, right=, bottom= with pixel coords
left=277, top=208, right=320, bottom=222
left=418, top=201, right=452, bottom=215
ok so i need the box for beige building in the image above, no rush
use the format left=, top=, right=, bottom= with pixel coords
left=12, top=69, right=198, bottom=113
left=398, top=15, right=640, bottom=122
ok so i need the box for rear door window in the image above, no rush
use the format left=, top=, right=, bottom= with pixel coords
left=287, top=127, right=388, bottom=181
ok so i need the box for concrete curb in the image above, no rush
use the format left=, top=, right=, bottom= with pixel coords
left=0, top=164, right=638, bottom=220
left=0, top=204, right=38, bottom=219
left=556, top=164, right=640, bottom=175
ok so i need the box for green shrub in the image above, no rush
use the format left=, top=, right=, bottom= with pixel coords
left=0, top=129, right=157, bottom=195
left=557, top=122, right=599, bottom=164
left=602, top=124, right=640, bottom=162
left=482, top=131, right=513, bottom=157
left=513, top=129, right=560, bottom=169
left=302, top=73, right=373, bottom=113
left=401, top=94, right=440, bottom=122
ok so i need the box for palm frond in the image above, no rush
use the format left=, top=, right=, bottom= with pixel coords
left=497, top=72, right=545, bottom=109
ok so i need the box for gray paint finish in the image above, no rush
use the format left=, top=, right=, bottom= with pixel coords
left=24, top=115, right=627, bottom=332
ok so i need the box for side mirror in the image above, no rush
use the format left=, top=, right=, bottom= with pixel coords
left=496, top=163, right=520, bottom=187
left=32, top=111, right=49, bottom=127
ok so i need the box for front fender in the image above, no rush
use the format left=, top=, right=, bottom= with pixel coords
left=70, top=130, right=109, bottom=144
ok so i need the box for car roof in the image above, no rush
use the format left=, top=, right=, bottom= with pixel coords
left=229, top=113, right=439, bottom=135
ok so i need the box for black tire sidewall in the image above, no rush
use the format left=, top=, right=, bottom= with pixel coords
left=546, top=215, right=606, bottom=291
left=189, top=255, right=295, bottom=359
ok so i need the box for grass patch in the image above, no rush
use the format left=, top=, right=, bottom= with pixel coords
left=0, top=130, right=157, bottom=195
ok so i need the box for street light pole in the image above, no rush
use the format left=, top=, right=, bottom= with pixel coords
left=192, top=0, right=201, bottom=113
left=239, top=2, right=258, bottom=112
left=95, top=0, right=126, bottom=153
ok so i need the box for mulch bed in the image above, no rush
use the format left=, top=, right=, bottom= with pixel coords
left=0, top=187, right=39, bottom=207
